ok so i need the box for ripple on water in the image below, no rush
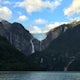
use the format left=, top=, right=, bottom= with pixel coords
left=0, top=72, right=80, bottom=80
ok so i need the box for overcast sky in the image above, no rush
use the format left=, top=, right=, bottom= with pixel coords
left=0, top=0, right=80, bottom=33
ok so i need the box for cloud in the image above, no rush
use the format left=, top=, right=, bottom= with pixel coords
left=3, top=0, right=11, bottom=5
left=27, top=26, right=42, bottom=33
left=27, top=22, right=68, bottom=33
left=43, top=22, right=68, bottom=33
left=15, top=0, right=62, bottom=13
left=64, top=0, right=80, bottom=20
left=0, top=0, right=11, bottom=6
left=34, top=19, right=47, bottom=24
left=16, top=15, right=28, bottom=21
left=43, top=22, right=61, bottom=33
left=0, top=6, right=12, bottom=20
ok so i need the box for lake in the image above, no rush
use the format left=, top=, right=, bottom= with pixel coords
left=0, top=72, right=80, bottom=80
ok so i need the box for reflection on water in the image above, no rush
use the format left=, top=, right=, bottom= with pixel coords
left=0, top=72, right=80, bottom=80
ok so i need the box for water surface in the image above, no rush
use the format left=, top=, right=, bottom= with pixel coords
left=0, top=72, right=80, bottom=80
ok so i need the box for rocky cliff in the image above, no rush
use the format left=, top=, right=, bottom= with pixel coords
left=0, top=35, right=30, bottom=70
left=0, top=20, right=40, bottom=55
left=41, top=21, right=80, bottom=50
left=0, top=34, right=44, bottom=70
left=28, top=20, right=80, bottom=71
left=1, top=20, right=80, bottom=71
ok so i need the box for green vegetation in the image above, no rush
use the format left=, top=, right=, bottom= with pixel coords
left=30, top=23, right=80, bottom=71
left=0, top=35, right=43, bottom=70
left=0, top=35, right=28, bottom=70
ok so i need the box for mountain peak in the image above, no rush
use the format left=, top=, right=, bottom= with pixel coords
left=1, top=19, right=9, bottom=24
left=69, top=20, right=80, bottom=25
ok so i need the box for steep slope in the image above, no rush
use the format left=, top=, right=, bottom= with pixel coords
left=41, top=21, right=80, bottom=50
left=0, top=35, right=43, bottom=70
left=29, top=21, right=80, bottom=71
left=0, top=35, right=29, bottom=70
left=0, top=20, right=41, bottom=55
left=41, top=25, right=65, bottom=50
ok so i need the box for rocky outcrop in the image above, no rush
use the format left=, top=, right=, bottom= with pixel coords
left=0, top=20, right=34, bottom=55
left=41, top=21, right=80, bottom=50
left=28, top=20, right=80, bottom=71
left=32, top=38, right=41, bottom=51
left=0, top=35, right=30, bottom=70
left=1, top=19, right=80, bottom=71
left=0, top=20, right=80, bottom=56
left=41, top=24, right=66, bottom=50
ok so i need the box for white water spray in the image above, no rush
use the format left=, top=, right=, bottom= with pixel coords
left=64, top=57, right=75, bottom=71
left=40, top=58, right=43, bottom=63
left=30, top=39, right=35, bottom=53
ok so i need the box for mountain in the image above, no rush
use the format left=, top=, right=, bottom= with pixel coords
left=29, top=20, right=80, bottom=71
left=0, top=35, right=28, bottom=70
left=41, top=21, right=80, bottom=50
left=0, top=35, right=43, bottom=70
left=32, top=33, right=47, bottom=51
left=1, top=20, right=80, bottom=71
left=0, top=20, right=41, bottom=55
left=0, top=20, right=45, bottom=70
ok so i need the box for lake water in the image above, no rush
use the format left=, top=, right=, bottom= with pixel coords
left=0, top=72, right=80, bottom=80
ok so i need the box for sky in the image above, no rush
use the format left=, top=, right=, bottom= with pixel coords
left=0, top=0, right=80, bottom=33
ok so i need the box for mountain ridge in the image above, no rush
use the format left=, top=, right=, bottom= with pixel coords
left=0, top=20, right=42, bottom=55
left=0, top=20, right=80, bottom=71
left=29, top=20, right=80, bottom=71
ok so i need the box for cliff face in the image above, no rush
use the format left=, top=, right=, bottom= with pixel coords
left=41, top=24, right=68, bottom=50
left=0, top=20, right=34, bottom=55
left=0, top=20, right=80, bottom=55
left=41, top=21, right=80, bottom=50
left=28, top=21, right=80, bottom=71
left=0, top=35, right=29, bottom=70
left=1, top=20, right=80, bottom=71
left=32, top=39, right=41, bottom=51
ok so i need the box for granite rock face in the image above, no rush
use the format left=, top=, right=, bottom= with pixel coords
left=41, top=25, right=66, bottom=50
left=41, top=21, right=80, bottom=50
left=0, top=20, right=34, bottom=55
left=28, top=20, right=80, bottom=71
left=0, top=20, right=80, bottom=56
left=32, top=39, right=41, bottom=51
left=1, top=20, right=80, bottom=71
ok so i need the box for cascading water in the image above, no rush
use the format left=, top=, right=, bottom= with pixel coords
left=40, top=58, right=43, bottom=63
left=30, top=39, right=35, bottom=53
left=64, top=57, right=75, bottom=71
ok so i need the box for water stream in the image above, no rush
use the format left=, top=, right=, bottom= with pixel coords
left=30, top=39, right=35, bottom=53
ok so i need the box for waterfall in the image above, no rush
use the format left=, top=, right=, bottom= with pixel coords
left=30, top=39, right=35, bottom=53
left=40, top=58, right=43, bottom=63
left=64, top=57, right=75, bottom=71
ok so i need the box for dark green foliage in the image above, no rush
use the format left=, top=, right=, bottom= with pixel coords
left=0, top=36, right=28, bottom=70
left=0, top=35, right=43, bottom=70
left=1, top=21, right=80, bottom=71
left=30, top=23, right=80, bottom=71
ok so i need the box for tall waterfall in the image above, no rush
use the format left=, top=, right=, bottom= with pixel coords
left=30, top=39, right=35, bottom=53
left=40, top=58, right=43, bottom=63
left=64, top=57, right=75, bottom=71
